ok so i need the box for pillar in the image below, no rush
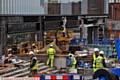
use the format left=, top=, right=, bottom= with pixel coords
left=0, top=17, right=7, bottom=54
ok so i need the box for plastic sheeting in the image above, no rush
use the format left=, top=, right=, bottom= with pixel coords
left=115, top=38, right=120, bottom=63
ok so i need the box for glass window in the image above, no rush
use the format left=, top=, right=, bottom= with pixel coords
left=109, top=0, right=115, bottom=3
left=23, top=16, right=39, bottom=22
left=116, top=0, right=118, bottom=2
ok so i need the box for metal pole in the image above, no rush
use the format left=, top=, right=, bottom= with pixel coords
left=78, top=16, right=81, bottom=39
left=81, top=16, right=84, bottom=40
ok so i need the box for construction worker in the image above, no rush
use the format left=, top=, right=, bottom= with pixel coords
left=99, top=51, right=106, bottom=67
left=29, top=50, right=38, bottom=76
left=92, top=48, right=99, bottom=72
left=47, top=44, right=56, bottom=68
left=68, top=52, right=77, bottom=69
left=93, top=51, right=106, bottom=72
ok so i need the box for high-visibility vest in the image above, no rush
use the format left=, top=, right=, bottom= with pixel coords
left=47, top=48, right=55, bottom=55
left=71, top=57, right=76, bottom=65
left=31, top=57, right=38, bottom=70
left=93, top=53, right=96, bottom=61
left=95, top=56, right=104, bottom=68
left=68, top=53, right=77, bottom=66
left=93, top=55, right=104, bottom=72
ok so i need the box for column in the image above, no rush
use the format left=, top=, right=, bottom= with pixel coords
left=0, top=17, right=7, bottom=54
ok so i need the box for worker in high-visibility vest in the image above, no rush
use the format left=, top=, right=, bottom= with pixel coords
left=92, top=48, right=99, bottom=72
left=29, top=51, right=38, bottom=76
left=47, top=44, right=56, bottom=68
left=93, top=51, right=106, bottom=72
left=68, top=53, right=77, bottom=68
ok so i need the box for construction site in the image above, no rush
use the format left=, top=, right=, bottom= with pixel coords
left=0, top=0, right=120, bottom=80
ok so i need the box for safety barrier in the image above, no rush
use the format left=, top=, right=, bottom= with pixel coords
left=0, top=74, right=84, bottom=80
left=35, top=74, right=84, bottom=80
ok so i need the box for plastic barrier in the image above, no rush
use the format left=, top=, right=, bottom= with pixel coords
left=115, top=39, right=120, bottom=63
left=111, top=68, right=120, bottom=77
left=35, top=74, right=84, bottom=80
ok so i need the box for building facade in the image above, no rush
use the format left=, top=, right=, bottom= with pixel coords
left=0, top=0, right=108, bottom=54
left=0, top=0, right=45, bottom=14
left=109, top=0, right=120, bottom=3
left=109, top=3, right=120, bottom=20
left=0, top=0, right=109, bottom=15
left=81, top=0, right=108, bottom=15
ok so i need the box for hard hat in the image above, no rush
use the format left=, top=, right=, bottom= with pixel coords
left=99, top=51, right=104, bottom=54
left=32, top=43, right=35, bottom=46
left=8, top=54, right=12, bottom=57
left=29, top=51, right=34, bottom=55
left=7, top=48, right=12, bottom=51
left=50, top=44, right=53, bottom=47
left=83, top=50, right=88, bottom=53
left=68, top=53, right=74, bottom=57
left=94, top=48, right=99, bottom=52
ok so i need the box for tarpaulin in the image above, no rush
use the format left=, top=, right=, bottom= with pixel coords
left=115, top=38, right=120, bottom=63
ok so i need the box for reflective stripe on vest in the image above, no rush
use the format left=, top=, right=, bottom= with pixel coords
left=93, top=53, right=96, bottom=61
left=93, top=53, right=96, bottom=67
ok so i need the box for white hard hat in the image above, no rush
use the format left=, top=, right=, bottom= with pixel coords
left=50, top=44, right=53, bottom=47
left=68, top=53, right=74, bottom=57
left=29, top=51, right=34, bottom=55
left=83, top=50, right=88, bottom=53
left=32, top=43, right=35, bottom=46
left=94, top=48, right=99, bottom=52
left=8, top=54, right=12, bottom=57
left=7, top=48, right=12, bottom=51
left=99, top=51, right=104, bottom=54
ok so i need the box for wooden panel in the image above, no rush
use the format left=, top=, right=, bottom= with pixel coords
left=72, top=2, right=81, bottom=15
left=48, top=3, right=60, bottom=15
left=109, top=3, right=120, bottom=20
left=88, top=0, right=104, bottom=15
